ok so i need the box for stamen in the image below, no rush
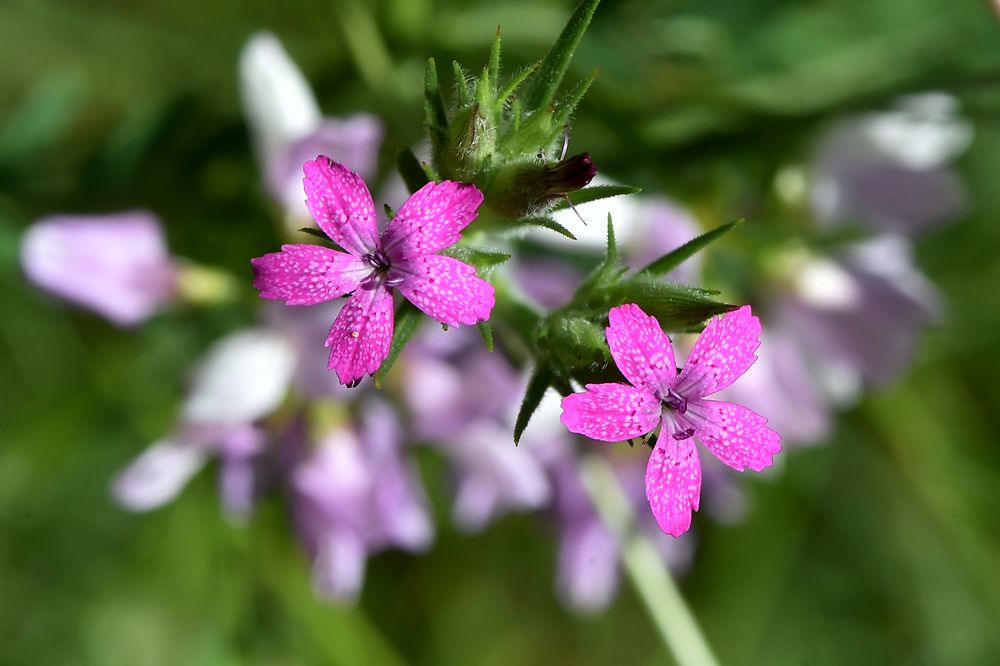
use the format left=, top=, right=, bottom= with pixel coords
left=673, top=428, right=695, bottom=441
left=663, top=388, right=687, bottom=414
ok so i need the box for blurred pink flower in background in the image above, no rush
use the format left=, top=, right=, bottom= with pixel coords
left=290, top=399, right=433, bottom=601
left=21, top=211, right=178, bottom=326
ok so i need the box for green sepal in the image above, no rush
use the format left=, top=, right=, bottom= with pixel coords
left=497, top=62, right=539, bottom=106
left=441, top=246, right=512, bottom=273
left=373, top=301, right=423, bottom=386
left=424, top=58, right=449, bottom=151
left=476, top=320, right=494, bottom=352
left=501, top=216, right=578, bottom=240
left=297, top=228, right=347, bottom=253
left=638, top=219, right=743, bottom=277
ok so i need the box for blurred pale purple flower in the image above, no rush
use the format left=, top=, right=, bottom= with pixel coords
left=776, top=236, right=941, bottom=393
left=240, top=32, right=383, bottom=224
left=403, top=327, right=552, bottom=531
left=291, top=400, right=433, bottom=601
left=810, top=93, right=971, bottom=235
left=21, top=211, right=178, bottom=326
left=112, top=329, right=296, bottom=517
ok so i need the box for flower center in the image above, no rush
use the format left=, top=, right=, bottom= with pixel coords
left=363, top=249, right=391, bottom=272
left=662, top=388, right=696, bottom=440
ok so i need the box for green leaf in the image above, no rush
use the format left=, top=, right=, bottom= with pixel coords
left=522, top=0, right=602, bottom=112
left=297, top=228, right=347, bottom=253
left=604, top=213, right=618, bottom=264
left=505, top=216, right=578, bottom=240
left=442, top=246, right=511, bottom=273
left=397, top=148, right=430, bottom=194
left=374, top=301, right=423, bottom=386
left=488, top=26, right=502, bottom=93
left=550, top=184, right=642, bottom=212
left=476, top=321, right=494, bottom=352
left=514, top=363, right=555, bottom=444
left=424, top=58, right=448, bottom=149
left=638, top=219, right=743, bottom=277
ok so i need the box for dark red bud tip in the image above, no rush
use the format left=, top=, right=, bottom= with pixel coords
left=543, top=152, right=596, bottom=195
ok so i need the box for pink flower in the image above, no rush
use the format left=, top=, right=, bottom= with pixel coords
left=251, top=157, right=496, bottom=386
left=559, top=303, right=781, bottom=536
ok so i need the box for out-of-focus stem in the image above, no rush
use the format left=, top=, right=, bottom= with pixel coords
left=579, top=454, right=719, bottom=666
left=335, top=0, right=397, bottom=98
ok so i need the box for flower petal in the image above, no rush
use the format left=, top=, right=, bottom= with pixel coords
left=690, top=400, right=781, bottom=472
left=560, top=383, right=660, bottom=442
left=111, top=439, right=207, bottom=512
left=676, top=305, right=761, bottom=399
left=394, top=254, right=494, bottom=327
left=606, top=303, right=676, bottom=395
left=325, top=280, right=394, bottom=385
left=381, top=180, right=484, bottom=258
left=302, top=157, right=378, bottom=255
left=251, top=244, right=370, bottom=305
left=645, top=424, right=701, bottom=537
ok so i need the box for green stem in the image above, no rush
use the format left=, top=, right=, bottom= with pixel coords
left=579, top=455, right=719, bottom=666
left=334, top=0, right=396, bottom=98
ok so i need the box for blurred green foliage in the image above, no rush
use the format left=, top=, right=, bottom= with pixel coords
left=2, top=0, right=1000, bottom=664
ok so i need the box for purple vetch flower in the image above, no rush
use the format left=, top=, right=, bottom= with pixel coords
left=775, top=236, right=941, bottom=391
left=112, top=329, right=296, bottom=517
left=402, top=327, right=551, bottom=531
left=560, top=304, right=781, bottom=537
left=290, top=399, right=433, bottom=601
left=21, top=211, right=178, bottom=326
left=251, top=158, right=495, bottom=386
left=810, top=93, right=971, bottom=235
left=240, top=32, right=383, bottom=225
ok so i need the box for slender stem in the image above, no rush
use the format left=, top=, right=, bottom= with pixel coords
left=579, top=455, right=720, bottom=666
left=333, top=0, right=397, bottom=98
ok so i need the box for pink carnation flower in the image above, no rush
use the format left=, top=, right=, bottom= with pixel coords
left=251, top=157, right=495, bottom=386
left=560, top=303, right=781, bottom=536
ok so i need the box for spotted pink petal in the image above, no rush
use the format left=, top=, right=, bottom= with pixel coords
left=381, top=180, right=484, bottom=258
left=690, top=400, right=781, bottom=472
left=303, top=157, right=378, bottom=256
left=645, top=423, right=702, bottom=537
left=251, top=244, right=370, bottom=305
left=394, top=254, right=495, bottom=326
left=606, top=303, right=677, bottom=395
left=325, top=280, right=394, bottom=385
left=560, top=383, right=660, bottom=442
left=676, top=305, right=761, bottom=400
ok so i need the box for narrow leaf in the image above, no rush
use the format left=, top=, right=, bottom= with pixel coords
left=374, top=301, right=423, bottom=386
left=550, top=185, right=641, bottom=212
left=488, top=26, right=502, bottom=93
left=397, top=148, right=429, bottom=194
left=498, top=62, right=540, bottom=105
left=506, top=216, right=578, bottom=240
left=551, top=66, right=599, bottom=130
left=605, top=275, right=736, bottom=331
left=476, top=320, right=494, bottom=352
left=523, top=0, right=602, bottom=112
left=424, top=58, right=448, bottom=147
left=514, top=363, right=554, bottom=444
left=452, top=60, right=471, bottom=107
left=605, top=214, right=618, bottom=264
left=442, top=246, right=511, bottom=272
left=638, top=219, right=743, bottom=277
